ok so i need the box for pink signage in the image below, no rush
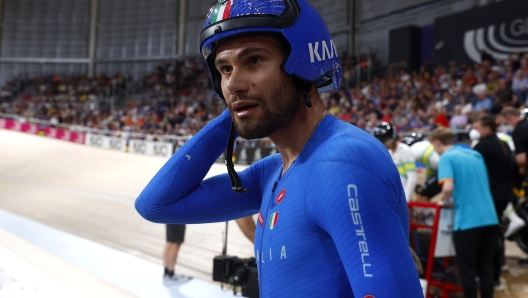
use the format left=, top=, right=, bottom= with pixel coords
left=0, top=118, right=85, bottom=144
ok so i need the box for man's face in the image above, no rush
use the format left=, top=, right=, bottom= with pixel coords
left=214, top=35, right=301, bottom=139
left=502, top=115, right=514, bottom=126
left=473, top=120, right=490, bottom=138
left=499, top=79, right=507, bottom=89
left=431, top=139, right=443, bottom=155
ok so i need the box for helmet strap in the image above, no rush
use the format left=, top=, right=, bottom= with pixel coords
left=225, top=121, right=248, bottom=194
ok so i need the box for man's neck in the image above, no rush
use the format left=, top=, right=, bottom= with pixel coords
left=443, top=145, right=454, bottom=154
left=481, top=132, right=494, bottom=138
left=389, top=142, right=399, bottom=152
left=269, top=94, right=327, bottom=174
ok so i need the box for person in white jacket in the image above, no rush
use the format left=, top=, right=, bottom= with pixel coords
left=373, top=122, right=417, bottom=202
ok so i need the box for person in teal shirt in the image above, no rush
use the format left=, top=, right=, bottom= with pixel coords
left=429, top=127, right=498, bottom=298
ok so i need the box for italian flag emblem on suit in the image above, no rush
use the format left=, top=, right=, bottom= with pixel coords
left=211, top=0, right=233, bottom=24
left=269, top=211, right=279, bottom=230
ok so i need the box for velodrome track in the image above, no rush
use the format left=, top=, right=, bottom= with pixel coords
left=0, top=129, right=253, bottom=297
left=1, top=128, right=527, bottom=297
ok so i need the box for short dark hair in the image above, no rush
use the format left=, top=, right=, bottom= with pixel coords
left=477, top=114, right=497, bottom=133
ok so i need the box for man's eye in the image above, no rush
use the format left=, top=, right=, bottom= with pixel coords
left=250, top=57, right=261, bottom=65
left=219, top=66, right=232, bottom=74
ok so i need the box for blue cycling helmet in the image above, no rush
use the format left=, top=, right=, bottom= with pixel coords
left=200, top=0, right=342, bottom=100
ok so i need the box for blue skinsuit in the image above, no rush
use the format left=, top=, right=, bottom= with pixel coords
left=135, top=109, right=423, bottom=297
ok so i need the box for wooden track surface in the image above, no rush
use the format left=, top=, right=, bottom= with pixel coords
left=0, top=228, right=134, bottom=297
left=1, top=129, right=527, bottom=296
left=0, top=129, right=254, bottom=284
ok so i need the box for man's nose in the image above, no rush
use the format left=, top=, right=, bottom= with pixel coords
left=225, top=67, right=249, bottom=96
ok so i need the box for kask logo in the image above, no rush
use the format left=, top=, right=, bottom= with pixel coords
left=308, top=39, right=338, bottom=63
left=276, top=189, right=286, bottom=204
left=463, top=18, right=528, bottom=63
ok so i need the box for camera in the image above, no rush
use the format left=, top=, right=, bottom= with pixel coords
left=213, top=255, right=259, bottom=298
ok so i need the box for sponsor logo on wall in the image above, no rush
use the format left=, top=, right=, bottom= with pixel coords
left=463, top=18, right=528, bottom=63
left=434, top=0, right=527, bottom=65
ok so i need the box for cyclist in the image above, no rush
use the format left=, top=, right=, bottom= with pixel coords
left=135, top=0, right=422, bottom=296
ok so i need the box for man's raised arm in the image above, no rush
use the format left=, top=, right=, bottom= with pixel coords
left=135, top=109, right=261, bottom=224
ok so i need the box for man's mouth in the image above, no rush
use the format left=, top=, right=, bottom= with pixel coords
left=232, top=101, right=259, bottom=117
left=233, top=102, right=258, bottom=112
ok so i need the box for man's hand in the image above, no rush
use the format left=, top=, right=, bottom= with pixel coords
left=439, top=179, right=454, bottom=207
left=438, top=199, right=454, bottom=207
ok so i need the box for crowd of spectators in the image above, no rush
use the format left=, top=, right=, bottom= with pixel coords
left=325, top=52, right=528, bottom=135
left=0, top=58, right=225, bottom=140
left=1, top=51, right=528, bottom=140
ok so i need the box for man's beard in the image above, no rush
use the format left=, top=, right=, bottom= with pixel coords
left=231, top=79, right=302, bottom=140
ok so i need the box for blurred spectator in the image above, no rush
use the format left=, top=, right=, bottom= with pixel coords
left=512, top=70, right=528, bottom=105
left=496, top=78, right=518, bottom=109
left=473, top=84, right=493, bottom=114
left=450, top=105, right=468, bottom=130
left=380, top=108, right=393, bottom=123
left=441, top=90, right=458, bottom=116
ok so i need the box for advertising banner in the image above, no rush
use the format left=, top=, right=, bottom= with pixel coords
left=85, top=133, right=105, bottom=148
left=146, top=141, right=173, bottom=158
left=434, top=0, right=527, bottom=66
left=85, top=133, right=126, bottom=152
left=0, top=118, right=85, bottom=144
left=125, top=139, right=174, bottom=158
left=129, top=139, right=148, bottom=155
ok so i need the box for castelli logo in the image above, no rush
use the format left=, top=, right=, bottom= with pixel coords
left=276, top=189, right=286, bottom=204
left=364, top=295, right=375, bottom=298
